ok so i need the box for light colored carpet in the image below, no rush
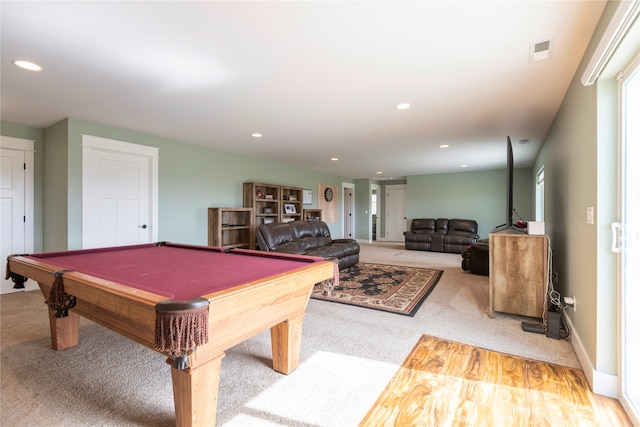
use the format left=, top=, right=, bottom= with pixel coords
left=0, top=242, right=579, bottom=426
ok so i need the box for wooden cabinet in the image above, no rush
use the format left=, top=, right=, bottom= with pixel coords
left=208, top=208, right=254, bottom=249
left=489, top=231, right=548, bottom=320
left=243, top=182, right=303, bottom=248
left=303, top=209, right=322, bottom=221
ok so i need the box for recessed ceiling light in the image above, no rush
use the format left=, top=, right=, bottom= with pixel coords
left=251, top=133, right=263, bottom=138
left=376, top=171, right=382, bottom=174
left=395, top=103, right=411, bottom=110
left=440, top=144, right=449, bottom=148
left=331, top=157, right=338, bottom=161
left=13, top=60, right=43, bottom=72
left=461, top=164, right=468, bottom=168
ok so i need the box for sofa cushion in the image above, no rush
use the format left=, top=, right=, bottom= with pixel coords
left=256, top=222, right=304, bottom=254
left=436, top=218, right=449, bottom=233
left=408, top=218, right=436, bottom=234
left=290, top=220, right=332, bottom=251
left=447, top=219, right=478, bottom=236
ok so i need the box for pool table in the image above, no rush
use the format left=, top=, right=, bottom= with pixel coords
left=6, top=242, right=335, bottom=426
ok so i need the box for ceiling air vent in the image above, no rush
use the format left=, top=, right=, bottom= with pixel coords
left=530, top=40, right=553, bottom=63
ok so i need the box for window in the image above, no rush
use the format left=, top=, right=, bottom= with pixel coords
left=535, top=166, right=544, bottom=222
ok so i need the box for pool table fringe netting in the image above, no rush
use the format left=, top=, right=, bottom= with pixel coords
left=155, top=301, right=209, bottom=369
left=6, top=262, right=210, bottom=371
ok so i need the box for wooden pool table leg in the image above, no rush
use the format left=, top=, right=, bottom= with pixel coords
left=171, top=353, right=223, bottom=427
left=46, top=308, right=80, bottom=350
left=270, top=313, right=304, bottom=374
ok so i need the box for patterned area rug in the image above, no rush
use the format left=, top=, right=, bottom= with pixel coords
left=311, top=263, right=443, bottom=316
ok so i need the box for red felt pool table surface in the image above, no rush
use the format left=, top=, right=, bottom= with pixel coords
left=28, top=242, right=324, bottom=301
left=6, top=242, right=334, bottom=427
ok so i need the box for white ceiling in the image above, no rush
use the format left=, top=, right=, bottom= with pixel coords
left=1, top=1, right=606, bottom=180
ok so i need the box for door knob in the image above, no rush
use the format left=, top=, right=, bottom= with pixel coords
left=139, top=224, right=147, bottom=229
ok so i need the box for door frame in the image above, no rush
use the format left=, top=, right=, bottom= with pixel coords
left=0, top=136, right=36, bottom=293
left=81, top=134, right=159, bottom=247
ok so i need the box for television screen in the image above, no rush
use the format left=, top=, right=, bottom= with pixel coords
left=506, top=136, right=514, bottom=228
left=492, top=136, right=523, bottom=233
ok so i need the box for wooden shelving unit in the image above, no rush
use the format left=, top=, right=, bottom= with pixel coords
left=243, top=182, right=280, bottom=228
left=281, top=186, right=303, bottom=223
left=303, top=209, right=322, bottom=221
left=208, top=207, right=254, bottom=249
left=243, top=182, right=303, bottom=249
left=489, top=231, right=548, bottom=320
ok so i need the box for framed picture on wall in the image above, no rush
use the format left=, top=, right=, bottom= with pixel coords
left=303, top=189, right=312, bottom=205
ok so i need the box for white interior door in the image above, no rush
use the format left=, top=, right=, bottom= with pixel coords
left=82, top=135, right=158, bottom=249
left=342, top=183, right=355, bottom=239
left=385, top=184, right=406, bottom=241
left=1, top=137, right=35, bottom=294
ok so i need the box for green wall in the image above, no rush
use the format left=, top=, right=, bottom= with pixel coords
left=3, top=118, right=351, bottom=250
left=534, top=0, right=622, bottom=377
left=3, top=117, right=533, bottom=248
left=407, top=168, right=533, bottom=239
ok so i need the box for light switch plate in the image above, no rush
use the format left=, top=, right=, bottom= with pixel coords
left=586, top=207, right=594, bottom=224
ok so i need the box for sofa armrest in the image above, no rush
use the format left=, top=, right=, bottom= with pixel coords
left=332, top=238, right=357, bottom=244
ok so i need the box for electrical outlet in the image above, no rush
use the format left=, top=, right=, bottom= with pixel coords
left=564, top=296, right=576, bottom=312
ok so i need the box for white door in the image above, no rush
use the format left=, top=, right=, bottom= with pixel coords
left=342, top=183, right=355, bottom=239
left=385, top=184, right=406, bottom=241
left=618, top=55, right=640, bottom=425
left=82, top=135, right=158, bottom=249
left=0, top=137, right=35, bottom=294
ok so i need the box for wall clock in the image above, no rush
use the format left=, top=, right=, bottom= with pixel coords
left=324, top=187, right=334, bottom=202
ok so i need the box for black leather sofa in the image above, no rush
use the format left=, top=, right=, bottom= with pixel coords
left=404, top=218, right=479, bottom=254
left=256, top=220, right=360, bottom=270
left=461, top=240, right=489, bottom=275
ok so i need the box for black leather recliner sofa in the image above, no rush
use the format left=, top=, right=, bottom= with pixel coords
left=256, top=220, right=360, bottom=270
left=461, top=240, right=489, bottom=275
left=404, top=218, right=479, bottom=254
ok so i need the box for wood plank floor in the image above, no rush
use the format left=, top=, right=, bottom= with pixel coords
left=360, top=335, right=632, bottom=426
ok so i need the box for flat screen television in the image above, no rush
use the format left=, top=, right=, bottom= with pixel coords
left=492, top=136, right=524, bottom=233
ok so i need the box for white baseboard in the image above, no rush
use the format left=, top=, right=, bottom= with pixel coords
left=563, top=312, right=618, bottom=398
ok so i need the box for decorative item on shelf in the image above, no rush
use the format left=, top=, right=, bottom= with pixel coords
left=284, top=203, right=296, bottom=214
left=265, top=194, right=273, bottom=200
left=289, top=195, right=297, bottom=201
left=256, top=190, right=264, bottom=199
left=262, top=207, right=273, bottom=214
left=264, top=218, right=274, bottom=224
